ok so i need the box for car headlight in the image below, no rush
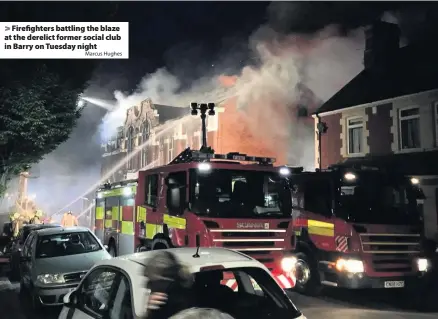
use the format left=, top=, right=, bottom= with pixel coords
left=417, top=258, right=429, bottom=272
left=335, top=258, right=364, bottom=273
left=281, top=257, right=297, bottom=272
left=37, top=273, right=65, bottom=284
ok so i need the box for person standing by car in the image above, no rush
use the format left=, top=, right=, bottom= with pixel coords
left=143, top=250, right=195, bottom=319
left=61, top=211, right=78, bottom=227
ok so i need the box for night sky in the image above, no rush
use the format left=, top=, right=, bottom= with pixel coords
left=2, top=1, right=438, bottom=213
left=2, top=1, right=438, bottom=95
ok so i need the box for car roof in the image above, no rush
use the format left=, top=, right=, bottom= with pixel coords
left=35, top=226, right=90, bottom=236
left=94, top=247, right=265, bottom=277
left=92, top=248, right=265, bottom=319
left=23, top=224, right=61, bottom=230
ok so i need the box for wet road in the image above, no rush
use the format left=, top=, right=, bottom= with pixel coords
left=0, top=276, right=437, bottom=319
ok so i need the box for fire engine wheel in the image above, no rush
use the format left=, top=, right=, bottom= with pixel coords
left=108, top=242, right=117, bottom=257
left=151, top=238, right=170, bottom=250
left=293, top=252, right=322, bottom=296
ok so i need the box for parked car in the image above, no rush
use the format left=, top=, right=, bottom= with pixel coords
left=59, top=247, right=306, bottom=319
left=9, top=223, right=61, bottom=279
left=20, top=226, right=111, bottom=311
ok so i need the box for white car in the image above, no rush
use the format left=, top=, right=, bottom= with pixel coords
left=20, top=226, right=111, bottom=310
left=58, top=247, right=306, bottom=319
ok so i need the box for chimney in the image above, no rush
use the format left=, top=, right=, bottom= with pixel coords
left=364, top=21, right=400, bottom=69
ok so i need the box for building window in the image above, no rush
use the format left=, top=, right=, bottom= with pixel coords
left=346, top=117, right=363, bottom=154
left=399, top=107, right=420, bottom=150
left=168, top=137, right=174, bottom=163
left=141, top=121, right=150, bottom=168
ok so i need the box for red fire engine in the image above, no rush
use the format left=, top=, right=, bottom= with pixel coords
left=285, top=164, right=429, bottom=295
left=94, top=102, right=297, bottom=289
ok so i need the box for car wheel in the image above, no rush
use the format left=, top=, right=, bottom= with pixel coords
left=292, top=252, right=322, bottom=296
left=108, top=243, right=117, bottom=257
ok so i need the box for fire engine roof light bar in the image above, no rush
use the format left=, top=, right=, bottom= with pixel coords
left=279, top=167, right=291, bottom=176
left=198, top=162, right=212, bottom=172
left=411, top=177, right=420, bottom=185
left=344, top=172, right=356, bottom=181
left=192, top=151, right=276, bottom=165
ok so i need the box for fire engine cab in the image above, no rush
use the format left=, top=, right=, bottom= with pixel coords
left=285, top=163, right=429, bottom=295
left=94, top=149, right=298, bottom=289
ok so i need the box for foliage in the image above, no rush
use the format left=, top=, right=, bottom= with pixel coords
left=0, top=61, right=94, bottom=198
left=0, top=2, right=120, bottom=199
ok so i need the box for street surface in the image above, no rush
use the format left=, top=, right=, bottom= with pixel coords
left=0, top=275, right=437, bottom=319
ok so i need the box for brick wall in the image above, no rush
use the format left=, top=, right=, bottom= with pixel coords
left=319, top=113, right=343, bottom=168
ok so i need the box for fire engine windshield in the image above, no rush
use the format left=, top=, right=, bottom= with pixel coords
left=189, top=169, right=291, bottom=218
left=336, top=171, right=422, bottom=225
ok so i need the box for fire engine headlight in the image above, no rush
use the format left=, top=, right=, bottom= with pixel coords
left=417, top=258, right=429, bottom=272
left=281, top=257, right=297, bottom=272
left=37, top=273, right=65, bottom=285
left=198, top=162, right=211, bottom=172
left=335, top=258, right=364, bottom=273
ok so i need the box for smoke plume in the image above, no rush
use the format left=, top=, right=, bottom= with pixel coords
left=29, top=2, right=412, bottom=214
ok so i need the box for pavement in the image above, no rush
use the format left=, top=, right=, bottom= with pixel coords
left=0, top=274, right=437, bottom=319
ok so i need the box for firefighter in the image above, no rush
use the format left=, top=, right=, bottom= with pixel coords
left=61, top=210, right=78, bottom=227
left=10, top=212, right=21, bottom=237
left=30, top=209, right=43, bottom=224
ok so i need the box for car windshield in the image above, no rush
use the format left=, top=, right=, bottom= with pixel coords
left=190, top=169, right=291, bottom=218
left=336, top=171, right=421, bottom=225
left=36, top=231, right=101, bottom=258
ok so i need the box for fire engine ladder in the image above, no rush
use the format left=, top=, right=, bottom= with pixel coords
left=168, top=147, right=276, bottom=166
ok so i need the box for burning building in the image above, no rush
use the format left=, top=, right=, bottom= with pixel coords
left=101, top=82, right=320, bottom=182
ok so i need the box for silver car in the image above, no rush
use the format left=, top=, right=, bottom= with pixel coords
left=20, top=226, right=111, bottom=311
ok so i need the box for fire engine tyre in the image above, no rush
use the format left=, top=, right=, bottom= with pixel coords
left=151, top=238, right=170, bottom=250
left=293, top=252, right=322, bottom=296
left=108, top=241, right=117, bottom=257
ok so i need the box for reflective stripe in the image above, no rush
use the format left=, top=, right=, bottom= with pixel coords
left=104, top=220, right=112, bottom=228
left=111, top=206, right=119, bottom=220
left=137, top=207, right=146, bottom=222
left=163, top=214, right=186, bottom=229
left=307, top=220, right=334, bottom=229
left=96, top=207, right=104, bottom=220
left=121, top=221, right=134, bottom=235
left=119, top=206, right=123, bottom=221
left=307, top=219, right=334, bottom=237
left=99, top=186, right=137, bottom=198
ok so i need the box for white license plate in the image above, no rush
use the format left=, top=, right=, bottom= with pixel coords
left=384, top=280, right=405, bottom=288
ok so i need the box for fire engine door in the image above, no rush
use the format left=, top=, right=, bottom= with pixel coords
left=104, top=196, right=120, bottom=246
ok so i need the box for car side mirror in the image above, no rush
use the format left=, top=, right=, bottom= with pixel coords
left=63, top=290, right=78, bottom=306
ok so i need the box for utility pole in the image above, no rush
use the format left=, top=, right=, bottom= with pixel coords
left=190, top=102, right=215, bottom=149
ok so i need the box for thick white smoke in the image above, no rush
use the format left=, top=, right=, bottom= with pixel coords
left=102, top=24, right=365, bottom=170
left=30, top=4, right=372, bottom=215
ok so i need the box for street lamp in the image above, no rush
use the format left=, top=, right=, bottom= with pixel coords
left=190, top=102, right=215, bottom=149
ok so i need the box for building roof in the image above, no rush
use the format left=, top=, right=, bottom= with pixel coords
left=154, top=104, right=190, bottom=124
left=316, top=42, right=438, bottom=115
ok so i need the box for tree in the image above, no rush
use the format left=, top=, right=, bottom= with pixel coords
left=0, top=61, right=91, bottom=197
left=0, top=2, right=120, bottom=199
